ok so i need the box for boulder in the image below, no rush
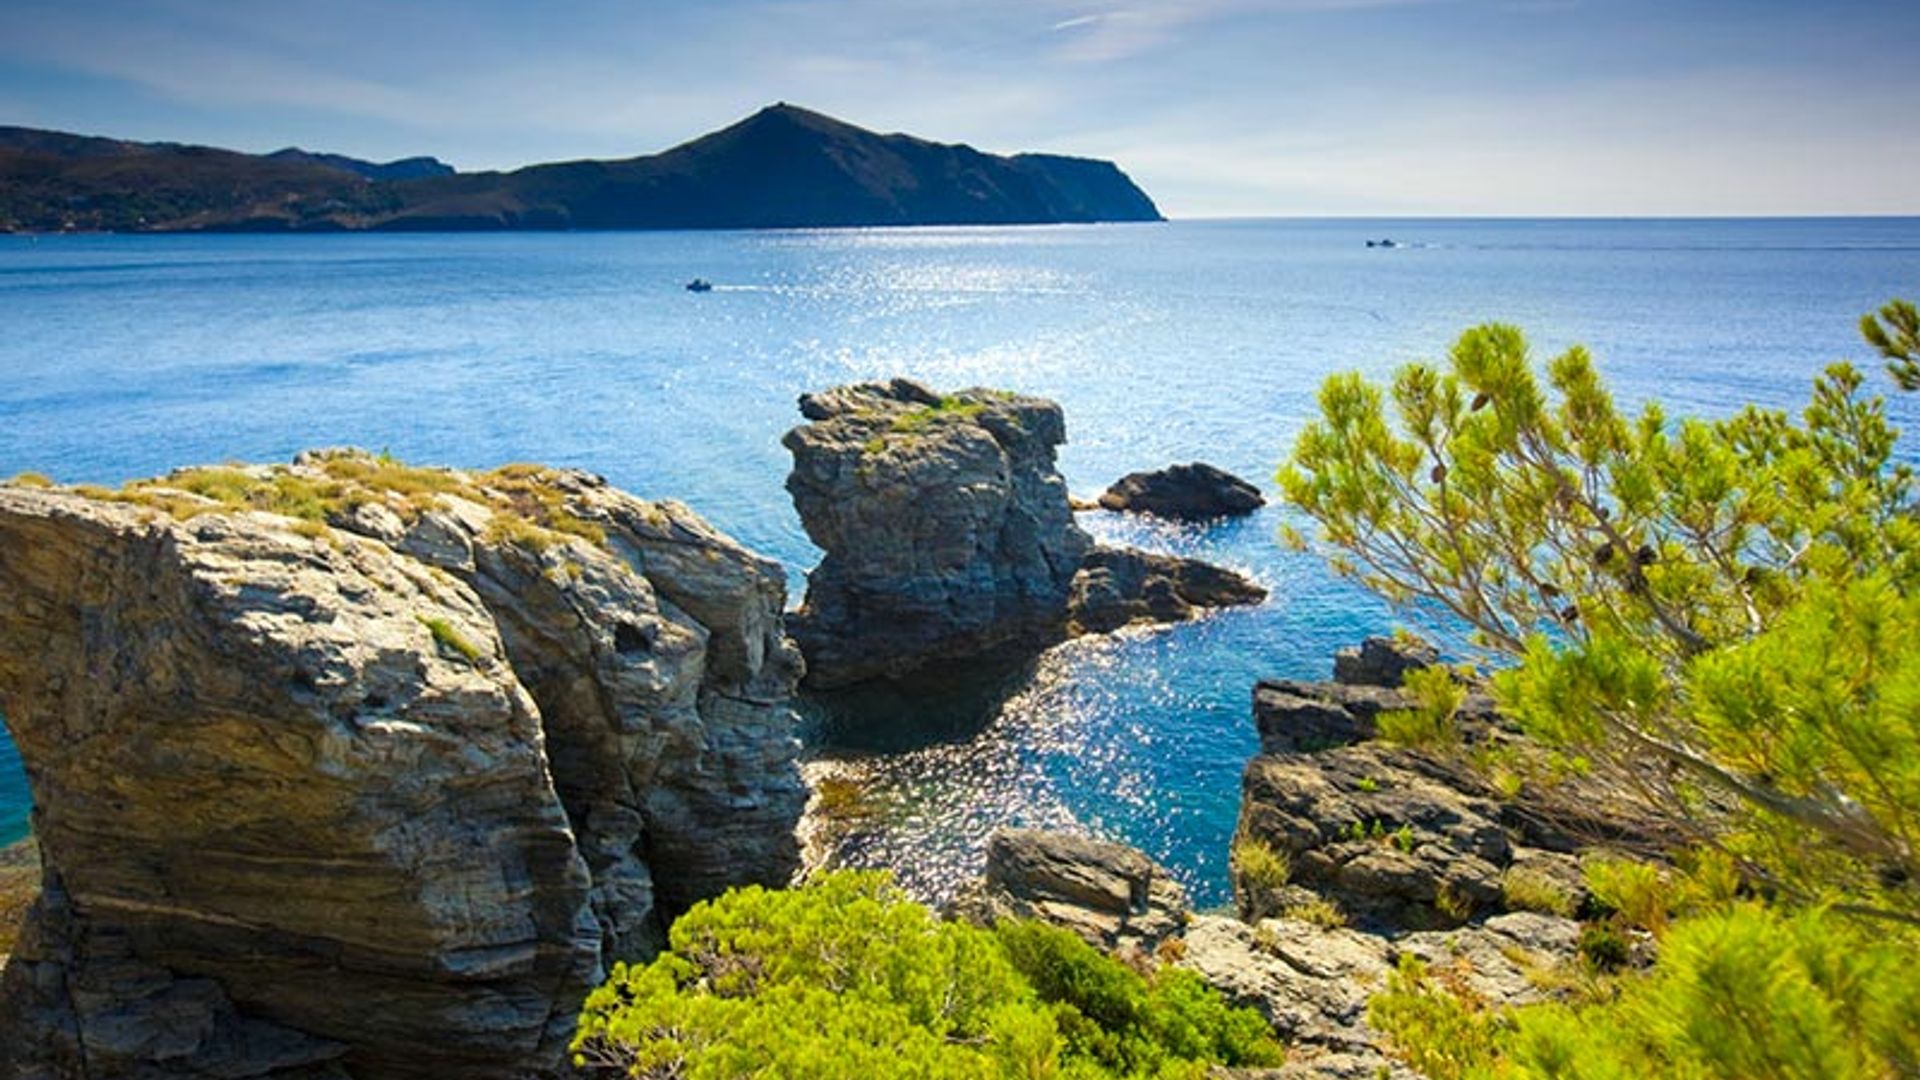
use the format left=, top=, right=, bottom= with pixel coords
left=0, top=456, right=806, bottom=1080
left=783, top=381, right=1265, bottom=689
left=951, top=828, right=1187, bottom=951
left=1331, top=636, right=1437, bottom=688
left=1097, top=463, right=1265, bottom=520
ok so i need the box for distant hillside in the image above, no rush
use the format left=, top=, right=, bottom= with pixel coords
left=265, top=148, right=454, bottom=182
left=0, top=105, right=1161, bottom=232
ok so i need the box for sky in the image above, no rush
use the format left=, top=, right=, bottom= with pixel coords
left=2, top=0, right=1918, bottom=217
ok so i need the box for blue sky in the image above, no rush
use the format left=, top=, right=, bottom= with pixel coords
left=3, top=0, right=1917, bottom=216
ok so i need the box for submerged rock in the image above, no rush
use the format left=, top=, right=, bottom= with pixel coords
left=783, top=380, right=1265, bottom=689
left=951, top=828, right=1187, bottom=952
left=1097, top=462, right=1266, bottom=520
left=0, top=455, right=805, bottom=1080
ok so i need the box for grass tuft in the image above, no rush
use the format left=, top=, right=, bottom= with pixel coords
left=416, top=615, right=484, bottom=666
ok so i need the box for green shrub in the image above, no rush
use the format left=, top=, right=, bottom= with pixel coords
left=1574, top=920, right=1631, bottom=973
left=1376, top=666, right=1467, bottom=749
left=1371, top=903, right=1920, bottom=1079
left=1582, top=858, right=1669, bottom=936
left=573, top=871, right=1282, bottom=1078
left=1500, top=868, right=1576, bottom=918
left=1231, top=835, right=1290, bottom=891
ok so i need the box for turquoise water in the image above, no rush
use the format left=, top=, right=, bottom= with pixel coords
left=2, top=219, right=1916, bottom=903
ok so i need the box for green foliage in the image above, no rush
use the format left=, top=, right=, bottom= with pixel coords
left=415, top=615, right=484, bottom=666
left=890, top=395, right=988, bottom=434
left=572, top=871, right=1282, bottom=1079
left=1863, top=298, right=1920, bottom=391
left=1500, top=868, right=1576, bottom=918
left=1574, top=921, right=1631, bottom=974
left=995, top=920, right=1284, bottom=1075
left=1280, top=309, right=1920, bottom=924
left=1582, top=859, right=1671, bottom=936
left=1231, top=835, right=1291, bottom=894
left=1369, top=903, right=1920, bottom=1080
left=1366, top=955, right=1505, bottom=1080
left=5, top=472, right=52, bottom=488
left=1376, top=665, right=1468, bottom=748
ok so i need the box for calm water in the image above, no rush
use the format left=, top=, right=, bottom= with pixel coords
left=2, top=219, right=1916, bottom=905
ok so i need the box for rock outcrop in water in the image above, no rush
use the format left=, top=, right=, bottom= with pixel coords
left=0, top=453, right=805, bottom=1080
left=783, top=380, right=1267, bottom=688
left=1097, top=462, right=1266, bottom=520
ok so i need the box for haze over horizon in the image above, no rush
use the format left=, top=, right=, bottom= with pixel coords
left=3, top=0, right=1918, bottom=218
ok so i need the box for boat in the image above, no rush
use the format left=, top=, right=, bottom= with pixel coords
left=685, top=278, right=714, bottom=292
left=1365, top=239, right=1398, bottom=249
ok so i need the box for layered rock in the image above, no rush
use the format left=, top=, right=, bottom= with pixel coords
left=784, top=380, right=1266, bottom=688
left=950, top=828, right=1187, bottom=952
left=1068, top=545, right=1267, bottom=635
left=1179, top=910, right=1580, bottom=1078
left=1330, top=635, right=1436, bottom=689
left=1235, top=643, right=1663, bottom=932
left=1096, top=462, right=1265, bottom=520
left=953, top=827, right=1580, bottom=1080
left=0, top=454, right=805, bottom=1080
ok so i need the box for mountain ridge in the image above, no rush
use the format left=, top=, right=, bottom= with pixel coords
left=0, top=104, right=1162, bottom=232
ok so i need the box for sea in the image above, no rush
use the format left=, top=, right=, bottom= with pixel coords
left=2, top=218, right=1916, bottom=907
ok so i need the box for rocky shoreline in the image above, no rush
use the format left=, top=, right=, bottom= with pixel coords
left=0, top=384, right=1651, bottom=1078
left=0, top=455, right=805, bottom=1079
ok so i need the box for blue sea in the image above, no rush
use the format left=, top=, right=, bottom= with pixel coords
left=2, top=218, right=1916, bottom=905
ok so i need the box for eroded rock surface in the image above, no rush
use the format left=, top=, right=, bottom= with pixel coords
left=0, top=455, right=805, bottom=1080
left=1330, top=636, right=1437, bottom=689
left=951, top=828, right=1187, bottom=952
left=1097, top=462, right=1266, bottom=520
left=955, top=827, right=1580, bottom=1080
left=784, top=380, right=1264, bottom=688
left=1236, top=640, right=1662, bottom=932
left=1068, top=544, right=1267, bottom=635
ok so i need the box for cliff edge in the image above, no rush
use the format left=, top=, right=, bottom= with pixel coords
left=0, top=453, right=806, bottom=1079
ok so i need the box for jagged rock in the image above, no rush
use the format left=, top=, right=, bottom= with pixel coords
left=0, top=456, right=805, bottom=1080
left=1252, top=678, right=1497, bottom=755
left=784, top=379, right=1092, bottom=688
left=951, top=829, right=1187, bottom=951
left=1097, top=462, right=1266, bottom=520
left=1237, top=673, right=1666, bottom=932
left=1067, top=544, right=1266, bottom=634
left=1179, top=909, right=1578, bottom=1078
left=1331, top=636, right=1437, bottom=688
left=783, top=381, right=1264, bottom=689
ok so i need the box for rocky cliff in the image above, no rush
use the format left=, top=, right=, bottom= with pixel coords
left=783, top=379, right=1266, bottom=688
left=0, top=453, right=806, bottom=1080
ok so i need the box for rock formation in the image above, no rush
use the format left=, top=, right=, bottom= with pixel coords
left=1330, top=635, right=1437, bottom=688
left=1096, top=462, right=1266, bottom=520
left=952, top=826, right=1583, bottom=1080
left=0, top=454, right=806, bottom=1080
left=783, top=380, right=1266, bottom=688
left=951, top=828, right=1187, bottom=953
left=1068, top=545, right=1268, bottom=635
